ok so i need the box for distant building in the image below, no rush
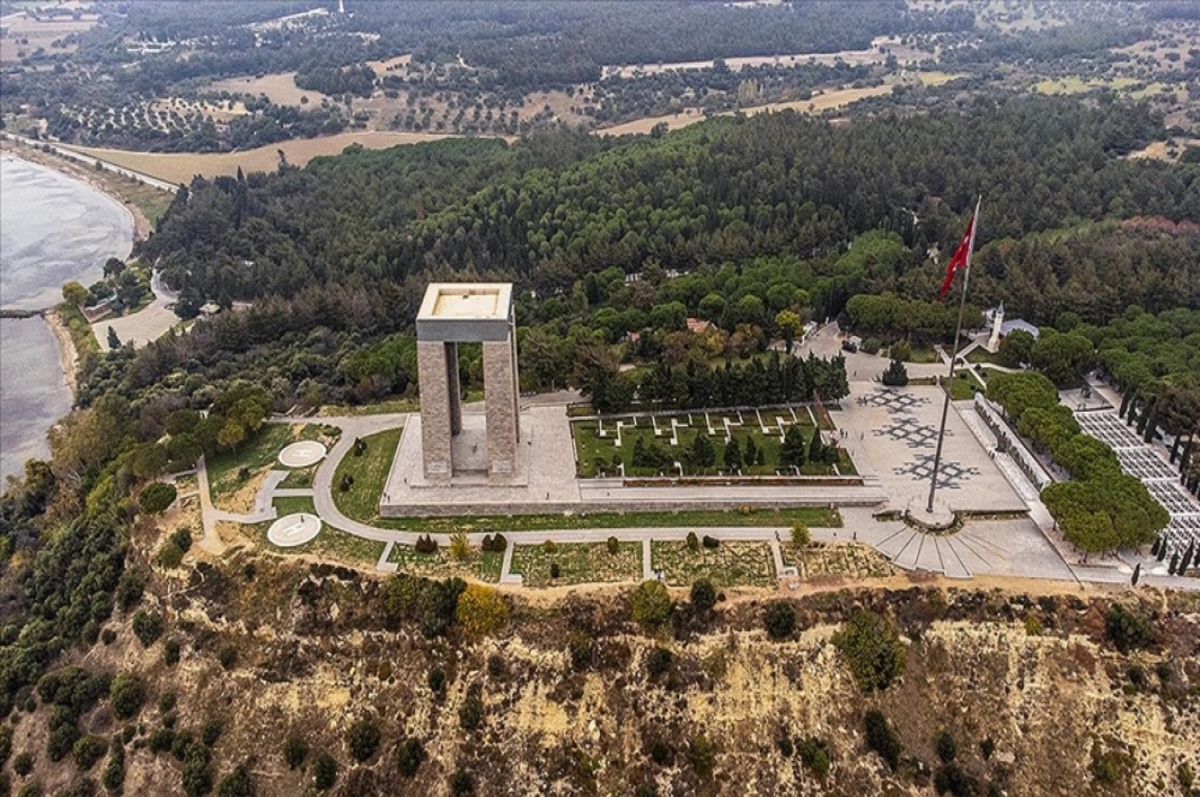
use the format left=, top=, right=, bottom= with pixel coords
left=199, top=302, right=221, bottom=319
left=685, top=317, right=713, bottom=334
left=984, top=304, right=1039, bottom=353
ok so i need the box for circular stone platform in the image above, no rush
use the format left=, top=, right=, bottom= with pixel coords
left=278, top=440, right=327, bottom=468
left=903, top=497, right=959, bottom=533
left=267, top=513, right=322, bottom=547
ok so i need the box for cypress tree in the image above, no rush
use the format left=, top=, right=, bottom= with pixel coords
left=808, top=428, right=825, bottom=465
left=1131, top=562, right=1140, bottom=587
left=1169, top=551, right=1180, bottom=575
left=723, top=437, right=742, bottom=471
left=1150, top=536, right=1161, bottom=558
left=1158, top=540, right=1169, bottom=562
left=744, top=436, right=758, bottom=468
left=1180, top=541, right=1195, bottom=575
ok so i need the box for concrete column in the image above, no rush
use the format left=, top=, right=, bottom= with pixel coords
left=445, top=341, right=462, bottom=436
left=483, top=339, right=519, bottom=481
left=417, top=341, right=453, bottom=481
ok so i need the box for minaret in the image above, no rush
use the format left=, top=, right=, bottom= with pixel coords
left=987, top=301, right=1004, bottom=353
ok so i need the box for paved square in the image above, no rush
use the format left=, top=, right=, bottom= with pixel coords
left=835, top=383, right=1025, bottom=513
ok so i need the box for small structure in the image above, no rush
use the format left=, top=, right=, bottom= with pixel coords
left=984, top=303, right=1039, bottom=353
left=199, top=302, right=221, bottom=319
left=278, top=441, right=327, bottom=468
left=416, top=283, right=520, bottom=483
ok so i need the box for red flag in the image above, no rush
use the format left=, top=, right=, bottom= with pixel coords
left=938, top=212, right=976, bottom=299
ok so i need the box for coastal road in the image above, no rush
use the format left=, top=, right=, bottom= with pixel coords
left=0, top=132, right=180, bottom=193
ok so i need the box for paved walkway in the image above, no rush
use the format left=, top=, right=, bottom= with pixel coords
left=188, top=399, right=1200, bottom=593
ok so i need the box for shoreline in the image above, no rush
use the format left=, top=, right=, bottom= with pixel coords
left=43, top=308, right=79, bottom=398
left=0, top=140, right=153, bottom=241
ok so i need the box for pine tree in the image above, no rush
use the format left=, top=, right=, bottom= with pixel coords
left=744, top=436, right=758, bottom=467
left=723, top=437, right=742, bottom=471
left=808, top=428, right=825, bottom=465
left=1180, top=541, right=1196, bottom=575
left=1131, top=562, right=1140, bottom=586
left=691, top=433, right=715, bottom=469
left=881, top=359, right=908, bottom=387
left=779, top=426, right=806, bottom=469
left=107, top=326, right=120, bottom=350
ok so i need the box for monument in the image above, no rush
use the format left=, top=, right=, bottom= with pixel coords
left=415, top=283, right=520, bottom=483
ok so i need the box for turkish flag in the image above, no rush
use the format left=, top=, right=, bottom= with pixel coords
left=938, top=212, right=976, bottom=299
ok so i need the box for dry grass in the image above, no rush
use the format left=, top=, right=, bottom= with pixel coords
left=365, top=54, right=412, bottom=73
left=1032, top=76, right=1138, bottom=95
left=0, top=11, right=95, bottom=63
left=207, top=71, right=332, bottom=107
left=62, top=130, right=476, bottom=183
left=151, top=97, right=248, bottom=123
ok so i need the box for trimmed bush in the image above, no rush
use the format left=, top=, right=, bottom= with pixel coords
left=313, top=751, right=338, bottom=790
left=347, top=719, right=381, bottom=762
left=607, top=536, right=620, bottom=554
left=283, top=733, right=308, bottom=770
left=396, top=737, right=426, bottom=777
left=689, top=579, right=716, bottom=613
left=701, top=535, right=719, bottom=549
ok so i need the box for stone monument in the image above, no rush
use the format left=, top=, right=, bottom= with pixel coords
left=415, top=283, right=520, bottom=483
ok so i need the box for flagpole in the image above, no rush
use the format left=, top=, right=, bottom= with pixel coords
left=926, top=197, right=981, bottom=514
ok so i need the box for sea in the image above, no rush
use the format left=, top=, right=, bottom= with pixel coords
left=0, top=155, right=133, bottom=484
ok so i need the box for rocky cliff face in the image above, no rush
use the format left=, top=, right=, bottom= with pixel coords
left=5, top=556, right=1198, bottom=797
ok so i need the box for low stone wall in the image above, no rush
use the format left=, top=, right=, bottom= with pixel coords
left=973, top=394, right=1052, bottom=491
left=379, top=495, right=880, bottom=518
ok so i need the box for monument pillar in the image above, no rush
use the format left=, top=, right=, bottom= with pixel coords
left=483, top=339, right=519, bottom=479
left=417, top=341, right=454, bottom=482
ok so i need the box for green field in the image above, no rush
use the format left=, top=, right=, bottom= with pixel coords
left=331, top=427, right=403, bottom=524
left=572, top=409, right=856, bottom=478
left=374, top=506, right=841, bottom=534
left=207, top=423, right=339, bottom=509
left=650, top=540, right=776, bottom=588
left=387, top=544, right=504, bottom=582
left=510, top=540, right=642, bottom=587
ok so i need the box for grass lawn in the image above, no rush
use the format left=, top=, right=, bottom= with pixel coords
left=387, top=544, right=503, bottom=583
left=779, top=542, right=896, bottom=579
left=207, top=423, right=339, bottom=509
left=248, top=513, right=385, bottom=566
left=573, top=409, right=842, bottom=478
left=278, top=466, right=316, bottom=489
left=946, top=370, right=985, bottom=401
left=966, top=347, right=1004, bottom=365
left=651, top=540, right=776, bottom=588
left=510, top=541, right=642, bottom=587
left=375, top=506, right=841, bottom=534
left=320, top=397, right=421, bottom=417
left=273, top=496, right=316, bottom=517
left=905, top=347, right=941, bottom=364
left=331, top=427, right=403, bottom=524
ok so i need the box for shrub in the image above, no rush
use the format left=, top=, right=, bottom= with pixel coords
left=115, top=571, right=145, bottom=612
left=170, top=527, right=193, bottom=553
left=217, top=645, right=238, bottom=670
left=14, top=752, right=34, bottom=776
left=630, top=581, right=673, bottom=629
left=201, top=719, right=223, bottom=748
left=158, top=692, right=177, bottom=714
left=486, top=654, right=505, bottom=679
left=449, top=531, right=471, bottom=561
left=148, top=728, right=176, bottom=754
left=685, top=532, right=699, bottom=551
left=568, top=632, right=594, bottom=671
left=935, top=731, right=957, bottom=763
left=347, top=719, right=380, bottom=762
left=132, top=610, right=164, bottom=647
left=73, top=735, right=108, bottom=770
left=313, top=750, right=338, bottom=790
left=881, top=359, right=909, bottom=387
left=864, top=710, right=901, bottom=771
left=138, top=483, right=177, bottom=514
left=832, top=610, right=906, bottom=691
left=396, top=737, right=426, bottom=777
left=491, top=533, right=507, bottom=552
left=645, top=647, right=673, bottom=678
left=455, top=583, right=508, bottom=636
left=480, top=534, right=494, bottom=552
left=862, top=337, right=882, bottom=355
left=1105, top=604, right=1154, bottom=653
left=701, top=535, right=719, bottom=549
left=109, top=673, right=144, bottom=721
left=543, top=539, right=557, bottom=554
left=763, top=602, right=796, bottom=640
left=101, top=628, right=117, bottom=645
left=283, top=733, right=308, bottom=769
left=607, top=536, right=620, bottom=554
left=181, top=742, right=213, bottom=797
left=549, top=562, right=561, bottom=579
left=0, top=725, right=10, bottom=765
left=164, top=639, right=181, bottom=666
left=458, top=692, right=485, bottom=731
left=216, top=762, right=254, bottom=797
left=449, top=770, right=475, bottom=797
left=935, top=762, right=980, bottom=797
left=689, top=579, right=716, bottom=613
left=776, top=730, right=794, bottom=758
left=797, top=737, right=831, bottom=777
left=46, top=710, right=80, bottom=762
left=790, top=523, right=810, bottom=547
left=648, top=738, right=674, bottom=765
left=414, top=535, right=437, bottom=554
left=101, top=744, right=124, bottom=791
left=158, top=542, right=186, bottom=569
left=427, top=668, right=446, bottom=695
left=688, top=734, right=715, bottom=775
left=979, top=738, right=995, bottom=760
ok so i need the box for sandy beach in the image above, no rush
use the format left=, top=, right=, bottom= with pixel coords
left=43, top=309, right=79, bottom=397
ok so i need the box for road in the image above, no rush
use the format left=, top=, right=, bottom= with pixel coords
left=0, top=131, right=180, bottom=193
